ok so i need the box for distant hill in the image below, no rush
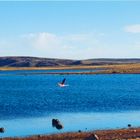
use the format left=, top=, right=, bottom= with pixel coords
left=0, top=56, right=140, bottom=67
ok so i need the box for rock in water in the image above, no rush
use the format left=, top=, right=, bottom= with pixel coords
left=52, top=119, right=63, bottom=130
left=0, top=127, right=4, bottom=133
left=55, top=123, right=63, bottom=130
left=128, top=124, right=131, bottom=128
left=52, top=119, right=60, bottom=127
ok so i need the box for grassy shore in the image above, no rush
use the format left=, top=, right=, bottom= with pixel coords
left=0, top=63, right=140, bottom=74
left=2, top=128, right=140, bottom=140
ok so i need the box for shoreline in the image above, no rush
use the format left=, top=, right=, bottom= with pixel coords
left=2, top=127, right=140, bottom=140
left=0, top=63, right=140, bottom=75
left=1, top=111, right=140, bottom=139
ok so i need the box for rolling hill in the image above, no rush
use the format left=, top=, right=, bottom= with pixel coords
left=0, top=56, right=140, bottom=67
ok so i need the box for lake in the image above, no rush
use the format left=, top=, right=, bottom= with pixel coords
left=0, top=70, right=140, bottom=137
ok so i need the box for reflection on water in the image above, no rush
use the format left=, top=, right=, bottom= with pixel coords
left=1, top=111, right=140, bottom=137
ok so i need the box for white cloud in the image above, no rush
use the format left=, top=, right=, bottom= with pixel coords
left=2, top=31, right=139, bottom=59
left=20, top=32, right=100, bottom=59
left=22, top=32, right=61, bottom=48
left=124, top=24, right=140, bottom=33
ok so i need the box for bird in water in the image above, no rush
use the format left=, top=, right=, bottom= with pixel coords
left=58, top=78, right=68, bottom=87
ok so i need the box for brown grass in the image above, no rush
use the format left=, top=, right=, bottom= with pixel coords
left=0, top=63, right=139, bottom=70
left=0, top=64, right=140, bottom=75
left=2, top=128, right=140, bottom=140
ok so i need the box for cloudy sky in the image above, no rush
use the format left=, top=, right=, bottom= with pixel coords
left=0, top=1, right=140, bottom=59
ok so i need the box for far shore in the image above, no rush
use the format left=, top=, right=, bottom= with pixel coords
left=2, top=127, right=140, bottom=140
left=0, top=63, right=140, bottom=74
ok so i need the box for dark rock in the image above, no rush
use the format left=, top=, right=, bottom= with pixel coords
left=52, top=119, right=63, bottom=130
left=52, top=119, right=60, bottom=127
left=84, top=133, right=99, bottom=140
left=0, top=127, right=4, bottom=133
left=78, top=130, right=82, bottom=133
left=128, top=124, right=131, bottom=128
left=91, top=134, right=99, bottom=140
left=55, top=123, right=63, bottom=130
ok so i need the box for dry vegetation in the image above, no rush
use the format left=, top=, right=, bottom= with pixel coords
left=0, top=63, right=140, bottom=74
left=2, top=128, right=140, bottom=140
left=97, top=63, right=140, bottom=74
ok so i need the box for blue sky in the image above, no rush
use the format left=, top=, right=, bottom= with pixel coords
left=0, top=1, right=140, bottom=59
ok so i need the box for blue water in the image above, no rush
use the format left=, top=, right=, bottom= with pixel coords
left=0, top=71, right=140, bottom=137
left=0, top=69, right=100, bottom=75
